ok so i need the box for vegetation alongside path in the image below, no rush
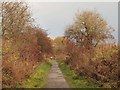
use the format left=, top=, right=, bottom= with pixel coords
left=2, top=1, right=118, bottom=88
left=18, top=61, right=52, bottom=88
left=57, top=59, right=99, bottom=88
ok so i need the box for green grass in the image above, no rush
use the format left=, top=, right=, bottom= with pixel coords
left=57, top=59, right=99, bottom=88
left=17, top=61, right=52, bottom=88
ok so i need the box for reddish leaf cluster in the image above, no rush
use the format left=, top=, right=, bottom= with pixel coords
left=64, top=39, right=118, bottom=88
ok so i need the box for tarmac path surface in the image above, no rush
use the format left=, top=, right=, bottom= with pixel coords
left=44, top=60, right=69, bottom=88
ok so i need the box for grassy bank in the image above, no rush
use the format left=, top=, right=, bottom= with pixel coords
left=17, top=61, right=52, bottom=88
left=57, top=59, right=99, bottom=88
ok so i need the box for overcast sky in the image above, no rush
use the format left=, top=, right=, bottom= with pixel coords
left=27, top=2, right=118, bottom=42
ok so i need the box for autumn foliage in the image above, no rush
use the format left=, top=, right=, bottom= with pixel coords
left=63, top=11, right=118, bottom=88
left=1, top=1, right=119, bottom=88
left=2, top=2, right=53, bottom=87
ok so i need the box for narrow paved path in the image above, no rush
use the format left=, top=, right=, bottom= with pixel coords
left=44, top=60, right=69, bottom=88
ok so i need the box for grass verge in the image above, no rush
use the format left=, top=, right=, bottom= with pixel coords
left=57, top=58, right=99, bottom=88
left=17, top=61, right=52, bottom=88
